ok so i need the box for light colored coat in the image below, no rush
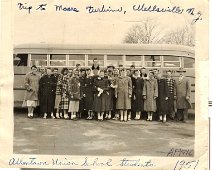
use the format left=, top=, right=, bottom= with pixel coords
left=24, top=72, right=40, bottom=101
left=175, top=77, right=191, bottom=109
left=143, top=78, right=158, bottom=112
left=116, top=76, right=132, bottom=110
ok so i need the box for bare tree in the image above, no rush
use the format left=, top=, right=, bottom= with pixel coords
left=123, top=18, right=162, bottom=44
left=158, top=25, right=195, bottom=46
left=124, top=18, right=195, bottom=47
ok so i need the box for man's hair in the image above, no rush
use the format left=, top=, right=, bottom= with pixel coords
left=31, top=65, right=37, bottom=69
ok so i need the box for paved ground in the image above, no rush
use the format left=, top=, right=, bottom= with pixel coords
left=14, top=112, right=195, bottom=156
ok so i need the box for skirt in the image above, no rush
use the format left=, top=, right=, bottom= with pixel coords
left=22, top=100, right=38, bottom=107
left=60, top=96, right=69, bottom=110
left=54, top=95, right=61, bottom=109
left=93, top=93, right=108, bottom=112
left=68, top=100, right=79, bottom=112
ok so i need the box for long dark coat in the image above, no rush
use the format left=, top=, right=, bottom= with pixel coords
left=93, top=77, right=109, bottom=112
left=79, top=76, right=86, bottom=113
left=143, top=78, right=158, bottom=112
left=132, top=77, right=144, bottom=112
left=157, top=78, right=170, bottom=115
left=84, top=76, right=94, bottom=111
left=39, top=75, right=55, bottom=113
left=116, top=76, right=132, bottom=110
left=51, top=73, right=59, bottom=107
left=175, top=77, right=192, bottom=109
left=106, top=75, right=116, bottom=111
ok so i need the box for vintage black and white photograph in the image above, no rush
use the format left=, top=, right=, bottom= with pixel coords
left=11, top=0, right=198, bottom=157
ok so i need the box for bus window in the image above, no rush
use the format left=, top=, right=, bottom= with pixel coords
left=184, top=57, right=195, bottom=68
left=107, top=55, right=123, bottom=67
left=13, top=54, right=28, bottom=66
left=163, top=56, right=180, bottom=68
left=31, top=54, right=47, bottom=67
left=88, top=55, right=104, bottom=67
left=144, top=55, right=161, bottom=67
left=50, top=54, right=66, bottom=66
left=126, top=55, right=142, bottom=67
left=69, top=54, right=85, bottom=67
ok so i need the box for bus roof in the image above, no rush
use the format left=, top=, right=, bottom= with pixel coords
left=14, top=43, right=195, bottom=57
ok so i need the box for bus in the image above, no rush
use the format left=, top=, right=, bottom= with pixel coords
left=13, top=44, right=195, bottom=108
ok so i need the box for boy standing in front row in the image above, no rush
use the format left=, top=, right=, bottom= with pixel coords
left=175, top=68, right=192, bottom=123
left=39, top=68, right=55, bottom=119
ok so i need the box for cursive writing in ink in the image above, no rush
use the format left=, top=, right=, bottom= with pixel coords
left=55, top=5, right=79, bottom=12
left=191, top=11, right=202, bottom=24
left=133, top=4, right=184, bottom=14
left=119, top=158, right=155, bottom=167
left=36, top=4, right=47, bottom=11
left=86, top=5, right=123, bottom=14
left=52, top=158, right=78, bottom=166
left=9, top=157, right=49, bottom=166
left=17, top=3, right=32, bottom=14
left=81, top=157, right=112, bottom=167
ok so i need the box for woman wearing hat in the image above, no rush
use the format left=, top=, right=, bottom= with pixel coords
left=115, top=68, right=132, bottom=122
left=175, top=68, right=191, bottom=123
left=143, top=71, right=158, bottom=121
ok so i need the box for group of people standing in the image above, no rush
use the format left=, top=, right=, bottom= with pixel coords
left=23, top=58, right=192, bottom=123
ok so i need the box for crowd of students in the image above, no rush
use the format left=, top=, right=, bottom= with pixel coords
left=23, top=58, right=192, bottom=123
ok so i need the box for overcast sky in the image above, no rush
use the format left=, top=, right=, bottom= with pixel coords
left=13, top=0, right=197, bottom=46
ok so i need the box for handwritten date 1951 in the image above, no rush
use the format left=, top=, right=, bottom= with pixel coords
left=173, top=160, right=199, bottom=170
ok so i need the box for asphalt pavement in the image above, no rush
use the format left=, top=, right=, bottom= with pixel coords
left=13, top=112, right=194, bottom=156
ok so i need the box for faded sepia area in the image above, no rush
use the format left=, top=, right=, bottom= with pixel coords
left=13, top=0, right=196, bottom=156
left=0, top=0, right=209, bottom=169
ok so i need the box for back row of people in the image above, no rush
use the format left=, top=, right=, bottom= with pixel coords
left=23, top=61, right=192, bottom=123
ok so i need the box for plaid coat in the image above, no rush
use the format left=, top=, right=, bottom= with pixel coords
left=60, top=75, right=69, bottom=110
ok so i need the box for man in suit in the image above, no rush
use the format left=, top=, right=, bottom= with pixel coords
left=175, top=68, right=192, bottom=123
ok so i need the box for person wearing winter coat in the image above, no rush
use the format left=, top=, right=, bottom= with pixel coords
left=165, top=70, right=176, bottom=120
left=156, top=72, right=169, bottom=123
left=115, top=68, right=132, bottom=122
left=175, top=68, right=192, bottom=123
left=39, top=68, right=55, bottom=119
left=23, top=65, right=40, bottom=118
left=93, top=70, right=109, bottom=121
left=84, top=68, right=94, bottom=120
left=68, top=69, right=81, bottom=120
left=132, top=69, right=145, bottom=120
left=143, top=71, right=158, bottom=121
